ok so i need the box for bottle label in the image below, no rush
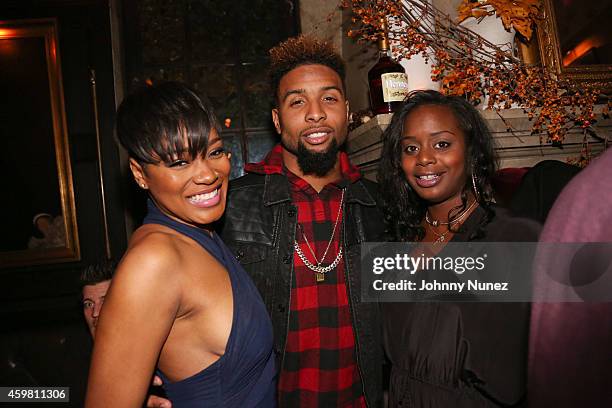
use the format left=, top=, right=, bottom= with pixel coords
left=381, top=73, right=409, bottom=102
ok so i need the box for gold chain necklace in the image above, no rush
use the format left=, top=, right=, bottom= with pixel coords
left=427, top=223, right=451, bottom=244
left=293, top=189, right=345, bottom=282
left=426, top=201, right=479, bottom=244
left=425, top=200, right=478, bottom=227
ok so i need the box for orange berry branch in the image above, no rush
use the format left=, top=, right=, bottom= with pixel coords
left=343, top=0, right=609, bottom=147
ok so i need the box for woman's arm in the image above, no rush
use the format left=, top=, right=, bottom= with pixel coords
left=85, top=233, right=183, bottom=408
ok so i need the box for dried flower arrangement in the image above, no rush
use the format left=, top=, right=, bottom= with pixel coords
left=457, top=0, right=541, bottom=40
left=343, top=0, right=609, bottom=148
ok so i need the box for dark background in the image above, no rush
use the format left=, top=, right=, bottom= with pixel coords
left=0, top=37, right=61, bottom=251
left=0, top=0, right=299, bottom=405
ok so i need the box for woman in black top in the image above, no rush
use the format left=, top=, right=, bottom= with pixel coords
left=378, top=90, right=539, bottom=407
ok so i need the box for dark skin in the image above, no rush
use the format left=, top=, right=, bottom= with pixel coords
left=400, top=105, right=478, bottom=245
left=87, top=137, right=233, bottom=408
left=146, top=64, right=351, bottom=407
left=272, top=64, right=350, bottom=192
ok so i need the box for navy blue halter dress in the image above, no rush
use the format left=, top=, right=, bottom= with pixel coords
left=144, top=201, right=277, bottom=407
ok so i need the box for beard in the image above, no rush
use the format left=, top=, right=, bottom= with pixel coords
left=295, top=138, right=340, bottom=177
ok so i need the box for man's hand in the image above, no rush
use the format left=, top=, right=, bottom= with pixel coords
left=146, top=375, right=171, bottom=408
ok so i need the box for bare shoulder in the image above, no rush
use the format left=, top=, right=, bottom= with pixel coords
left=114, top=224, right=195, bottom=292
left=86, top=228, right=188, bottom=407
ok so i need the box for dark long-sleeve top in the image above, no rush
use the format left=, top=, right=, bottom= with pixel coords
left=383, top=206, right=540, bottom=408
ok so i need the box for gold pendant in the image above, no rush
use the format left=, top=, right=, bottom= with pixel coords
left=315, top=272, right=325, bottom=282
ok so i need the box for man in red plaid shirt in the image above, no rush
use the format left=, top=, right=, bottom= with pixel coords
left=220, top=36, right=385, bottom=407
left=147, top=36, right=384, bottom=408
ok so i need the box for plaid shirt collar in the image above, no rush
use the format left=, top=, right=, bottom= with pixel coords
left=244, top=144, right=362, bottom=185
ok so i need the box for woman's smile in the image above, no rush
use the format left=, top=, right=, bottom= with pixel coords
left=401, top=104, right=467, bottom=206
left=130, top=130, right=231, bottom=228
left=187, top=185, right=221, bottom=207
left=414, top=172, right=444, bottom=188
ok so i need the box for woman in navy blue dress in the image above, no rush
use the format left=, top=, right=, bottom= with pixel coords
left=86, top=82, right=276, bottom=408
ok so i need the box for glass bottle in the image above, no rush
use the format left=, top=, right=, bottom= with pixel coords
left=368, top=21, right=409, bottom=114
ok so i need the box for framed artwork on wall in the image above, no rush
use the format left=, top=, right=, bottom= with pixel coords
left=0, top=18, right=80, bottom=268
left=536, top=0, right=612, bottom=91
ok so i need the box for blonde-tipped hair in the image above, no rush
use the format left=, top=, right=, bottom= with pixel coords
left=269, top=35, right=345, bottom=103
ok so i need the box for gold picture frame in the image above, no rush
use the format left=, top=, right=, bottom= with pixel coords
left=536, top=0, right=612, bottom=90
left=0, top=18, right=80, bottom=268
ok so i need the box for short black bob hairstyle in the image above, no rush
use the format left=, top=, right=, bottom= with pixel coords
left=116, top=81, right=219, bottom=165
left=378, top=90, right=498, bottom=242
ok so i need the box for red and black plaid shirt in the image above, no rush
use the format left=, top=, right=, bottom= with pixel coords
left=245, top=144, right=366, bottom=407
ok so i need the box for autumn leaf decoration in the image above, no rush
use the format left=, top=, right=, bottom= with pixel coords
left=457, top=0, right=542, bottom=40
left=345, top=0, right=603, bottom=145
